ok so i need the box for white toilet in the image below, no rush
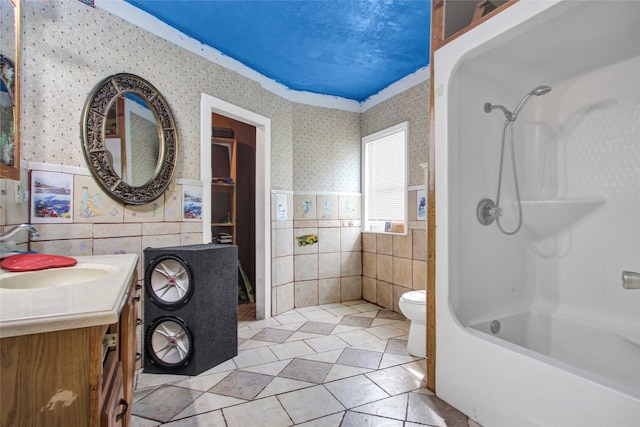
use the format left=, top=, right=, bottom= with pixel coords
left=398, top=290, right=427, bottom=358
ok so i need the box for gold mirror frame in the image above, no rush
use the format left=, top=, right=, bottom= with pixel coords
left=0, top=0, right=20, bottom=180
left=81, top=73, right=178, bottom=205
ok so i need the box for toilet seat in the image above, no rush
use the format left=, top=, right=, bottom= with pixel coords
left=400, top=290, right=426, bottom=305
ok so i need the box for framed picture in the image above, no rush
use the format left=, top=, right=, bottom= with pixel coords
left=182, top=184, right=202, bottom=221
left=30, top=170, right=73, bottom=223
left=417, top=189, right=426, bottom=220
left=0, top=54, right=19, bottom=180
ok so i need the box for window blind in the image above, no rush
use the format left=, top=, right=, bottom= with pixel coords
left=363, top=122, right=407, bottom=230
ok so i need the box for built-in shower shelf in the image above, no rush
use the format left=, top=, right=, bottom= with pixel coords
left=521, top=199, right=605, bottom=238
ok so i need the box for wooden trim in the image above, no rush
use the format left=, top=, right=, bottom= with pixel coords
left=438, top=1, right=519, bottom=50
left=426, top=0, right=444, bottom=393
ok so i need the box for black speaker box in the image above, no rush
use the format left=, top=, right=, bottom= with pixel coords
left=143, top=244, right=238, bottom=376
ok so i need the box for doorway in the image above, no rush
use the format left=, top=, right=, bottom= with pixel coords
left=200, top=94, right=271, bottom=319
left=212, top=113, right=256, bottom=319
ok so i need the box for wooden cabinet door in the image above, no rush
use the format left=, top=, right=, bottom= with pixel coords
left=101, top=364, right=126, bottom=427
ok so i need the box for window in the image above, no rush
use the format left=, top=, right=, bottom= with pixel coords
left=362, top=121, right=408, bottom=234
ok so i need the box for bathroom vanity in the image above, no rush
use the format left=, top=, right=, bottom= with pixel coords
left=0, top=254, right=139, bottom=427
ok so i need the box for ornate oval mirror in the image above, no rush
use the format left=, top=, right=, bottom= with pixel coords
left=81, top=73, right=177, bottom=205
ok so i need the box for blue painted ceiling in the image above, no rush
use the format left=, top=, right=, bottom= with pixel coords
left=123, top=0, right=431, bottom=102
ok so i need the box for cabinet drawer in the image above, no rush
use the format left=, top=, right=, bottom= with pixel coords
left=101, top=363, right=128, bottom=427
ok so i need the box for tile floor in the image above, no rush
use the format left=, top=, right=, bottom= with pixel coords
left=132, top=300, right=480, bottom=427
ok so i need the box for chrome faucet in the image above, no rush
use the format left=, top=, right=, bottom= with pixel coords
left=0, top=224, right=40, bottom=242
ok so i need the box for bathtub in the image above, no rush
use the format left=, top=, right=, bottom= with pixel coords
left=434, top=0, right=640, bottom=426
left=468, top=311, right=640, bottom=400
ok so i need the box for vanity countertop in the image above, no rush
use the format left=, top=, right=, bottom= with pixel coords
left=0, top=254, right=138, bottom=338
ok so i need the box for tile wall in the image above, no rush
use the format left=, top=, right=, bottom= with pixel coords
left=0, top=165, right=202, bottom=284
left=269, top=188, right=428, bottom=316
left=271, top=192, right=363, bottom=315
left=361, top=188, right=428, bottom=313
left=359, top=81, right=430, bottom=313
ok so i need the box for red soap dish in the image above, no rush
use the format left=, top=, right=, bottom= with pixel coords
left=0, top=254, right=78, bottom=272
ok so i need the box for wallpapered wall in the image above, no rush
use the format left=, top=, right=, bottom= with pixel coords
left=19, top=0, right=295, bottom=189
left=292, top=104, right=360, bottom=192
left=1, top=0, right=430, bottom=315
left=1, top=1, right=14, bottom=59
left=362, top=82, right=430, bottom=187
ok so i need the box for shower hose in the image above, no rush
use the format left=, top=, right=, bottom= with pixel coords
left=494, top=119, right=523, bottom=235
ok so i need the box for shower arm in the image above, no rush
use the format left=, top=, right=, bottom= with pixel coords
left=483, top=103, right=512, bottom=120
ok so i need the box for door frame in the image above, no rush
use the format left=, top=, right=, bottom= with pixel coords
left=200, top=93, right=271, bottom=319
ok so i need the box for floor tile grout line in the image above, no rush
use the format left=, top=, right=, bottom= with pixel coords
left=132, top=349, right=416, bottom=397
left=321, top=376, right=390, bottom=411
left=134, top=332, right=414, bottom=393
left=158, top=360, right=419, bottom=422
left=145, top=381, right=425, bottom=426
left=273, top=391, right=343, bottom=426
left=131, top=301, right=433, bottom=426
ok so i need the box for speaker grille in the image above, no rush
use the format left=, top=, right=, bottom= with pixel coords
left=145, top=254, right=194, bottom=310
left=145, top=316, right=194, bottom=369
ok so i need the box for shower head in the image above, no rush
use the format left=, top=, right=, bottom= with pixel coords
left=511, top=85, right=552, bottom=121
left=530, top=85, right=552, bottom=96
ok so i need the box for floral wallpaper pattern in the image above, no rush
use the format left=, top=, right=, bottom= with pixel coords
left=19, top=0, right=294, bottom=190
left=361, top=82, right=430, bottom=186
left=292, top=104, right=361, bottom=192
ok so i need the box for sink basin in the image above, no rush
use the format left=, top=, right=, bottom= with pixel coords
left=1, top=254, right=139, bottom=339
left=0, top=264, right=118, bottom=290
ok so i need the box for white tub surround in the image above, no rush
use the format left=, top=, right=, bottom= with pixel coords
left=435, top=0, right=640, bottom=426
left=0, top=254, right=139, bottom=338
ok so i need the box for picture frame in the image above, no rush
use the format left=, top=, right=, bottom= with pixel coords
left=417, top=189, right=426, bottom=220
left=182, top=184, right=203, bottom=221
left=0, top=0, right=19, bottom=180
left=30, top=170, right=73, bottom=223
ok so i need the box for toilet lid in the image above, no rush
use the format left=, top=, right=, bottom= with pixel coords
left=402, top=290, right=426, bottom=304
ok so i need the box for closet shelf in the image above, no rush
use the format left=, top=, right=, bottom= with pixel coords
left=211, top=137, right=237, bottom=245
left=212, top=182, right=235, bottom=189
